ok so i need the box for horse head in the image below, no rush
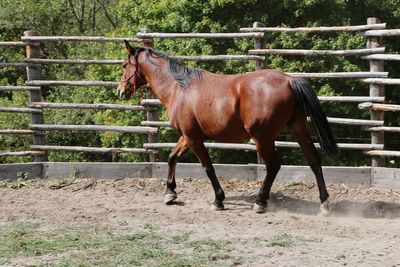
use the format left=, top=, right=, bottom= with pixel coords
left=117, top=41, right=147, bottom=100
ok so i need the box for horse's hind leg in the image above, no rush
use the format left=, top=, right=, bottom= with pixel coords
left=288, top=113, right=330, bottom=215
left=252, top=139, right=281, bottom=213
left=165, top=136, right=189, bottom=204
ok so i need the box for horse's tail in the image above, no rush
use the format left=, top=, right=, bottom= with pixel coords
left=289, top=78, right=338, bottom=156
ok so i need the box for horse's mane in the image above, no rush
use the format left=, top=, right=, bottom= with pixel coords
left=134, top=46, right=203, bottom=89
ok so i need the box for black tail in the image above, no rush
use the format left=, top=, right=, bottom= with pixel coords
left=290, top=78, right=338, bottom=156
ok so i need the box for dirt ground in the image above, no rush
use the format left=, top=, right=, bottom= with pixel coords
left=1, top=177, right=400, bottom=266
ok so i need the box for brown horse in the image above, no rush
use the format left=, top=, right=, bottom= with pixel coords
left=117, top=41, right=338, bottom=214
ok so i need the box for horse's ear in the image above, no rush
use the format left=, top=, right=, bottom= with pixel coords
left=124, top=40, right=135, bottom=55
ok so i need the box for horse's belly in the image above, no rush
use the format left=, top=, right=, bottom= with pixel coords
left=201, top=120, right=250, bottom=143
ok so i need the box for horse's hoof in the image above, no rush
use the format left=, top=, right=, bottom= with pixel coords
left=253, top=202, right=267, bottom=213
left=319, top=198, right=330, bottom=217
left=210, top=202, right=225, bottom=211
left=164, top=193, right=177, bottom=205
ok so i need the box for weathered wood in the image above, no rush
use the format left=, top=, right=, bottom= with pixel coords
left=0, top=86, right=41, bottom=91
left=26, top=80, right=119, bottom=87
left=0, top=163, right=42, bottom=180
left=21, top=36, right=141, bottom=43
left=141, top=99, right=162, bottom=106
left=0, top=63, right=37, bottom=68
left=362, top=54, right=400, bottom=61
left=28, top=102, right=145, bottom=111
left=326, top=117, right=383, bottom=126
left=361, top=29, right=400, bottom=37
left=253, top=22, right=266, bottom=72
left=364, top=126, right=400, bottom=133
left=362, top=78, right=400, bottom=85
left=0, top=41, right=28, bottom=47
left=240, top=23, right=386, bottom=32
left=144, top=142, right=383, bottom=151
left=288, top=72, right=387, bottom=78
left=318, top=96, right=385, bottom=102
left=0, top=107, right=42, bottom=113
left=136, top=32, right=264, bottom=39
left=372, top=167, right=400, bottom=191
left=364, top=150, right=400, bottom=157
left=141, top=121, right=171, bottom=127
left=24, top=30, right=48, bottom=162
left=358, top=102, right=400, bottom=112
left=367, top=17, right=385, bottom=167
left=29, top=124, right=158, bottom=134
left=31, top=145, right=153, bottom=154
left=0, top=151, right=45, bottom=157
left=249, top=47, right=385, bottom=56
left=25, top=59, right=124, bottom=65
left=0, top=129, right=35, bottom=135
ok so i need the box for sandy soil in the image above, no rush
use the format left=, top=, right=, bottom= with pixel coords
left=1, top=177, right=400, bottom=266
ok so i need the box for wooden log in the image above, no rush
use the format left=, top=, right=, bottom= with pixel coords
left=31, top=145, right=153, bottom=154
left=141, top=121, right=171, bottom=127
left=21, top=36, right=141, bottom=43
left=364, top=150, right=400, bottom=157
left=249, top=47, right=385, bottom=56
left=0, top=107, right=42, bottom=113
left=141, top=99, right=162, bottom=106
left=0, top=41, right=28, bottom=47
left=0, top=86, right=41, bottom=91
left=0, top=63, right=37, bottom=68
left=361, top=29, right=400, bottom=37
left=288, top=72, right=388, bottom=78
left=327, top=117, right=383, bottom=126
left=364, top=126, right=400, bottom=133
left=25, top=59, right=124, bottom=65
left=144, top=142, right=383, bottom=151
left=358, top=102, right=400, bottom=112
left=28, top=102, right=145, bottom=111
left=0, top=129, right=35, bottom=135
left=318, top=96, right=385, bottom=102
left=136, top=32, right=264, bottom=39
left=240, top=23, right=386, bottom=32
left=362, top=54, right=400, bottom=61
left=26, top=80, right=119, bottom=87
left=24, top=30, right=48, bottom=162
left=0, top=151, right=45, bottom=157
left=362, top=78, right=400, bottom=85
left=29, top=124, right=158, bottom=134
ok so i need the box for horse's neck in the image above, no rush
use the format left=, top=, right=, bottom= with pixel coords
left=141, top=57, right=176, bottom=108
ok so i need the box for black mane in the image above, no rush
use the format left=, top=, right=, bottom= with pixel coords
left=134, top=46, right=202, bottom=89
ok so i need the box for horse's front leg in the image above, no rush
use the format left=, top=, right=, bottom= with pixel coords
left=186, top=138, right=225, bottom=210
left=164, top=136, right=189, bottom=204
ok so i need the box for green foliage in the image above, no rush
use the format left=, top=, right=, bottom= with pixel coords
left=1, top=0, right=400, bottom=166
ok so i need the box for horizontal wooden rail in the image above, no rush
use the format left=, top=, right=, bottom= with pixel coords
left=248, top=48, right=384, bottom=56
left=0, top=63, right=37, bottom=68
left=21, top=36, right=141, bottom=43
left=144, top=142, right=383, bottom=151
left=288, top=72, right=388, bottom=79
left=141, top=121, right=171, bottom=127
left=26, top=80, right=119, bottom=87
left=240, top=23, right=386, bottom=32
left=364, top=150, right=400, bottom=157
left=364, top=126, right=400, bottom=133
left=362, top=78, right=400, bottom=85
left=31, top=145, right=153, bottom=154
left=0, top=129, right=35, bottom=135
left=358, top=102, right=400, bottom=112
left=28, top=102, right=145, bottom=111
left=0, top=151, right=45, bottom=157
left=318, top=96, right=385, bottom=102
left=0, top=107, right=42, bottom=113
left=361, top=29, right=400, bottom=37
left=29, top=124, right=158, bottom=134
left=0, top=41, right=28, bottom=47
left=362, top=54, right=400, bottom=61
left=136, top=32, right=264, bottom=39
left=0, top=86, right=41, bottom=91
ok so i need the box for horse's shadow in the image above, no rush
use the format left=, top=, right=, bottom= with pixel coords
left=225, top=193, right=400, bottom=219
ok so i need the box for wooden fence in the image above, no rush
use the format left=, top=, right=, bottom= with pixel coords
left=1, top=17, right=400, bottom=168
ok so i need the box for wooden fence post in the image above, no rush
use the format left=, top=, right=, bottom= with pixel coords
left=24, top=30, right=48, bottom=162
left=140, top=28, right=160, bottom=162
left=367, top=18, right=385, bottom=167
left=253, top=22, right=266, bottom=164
